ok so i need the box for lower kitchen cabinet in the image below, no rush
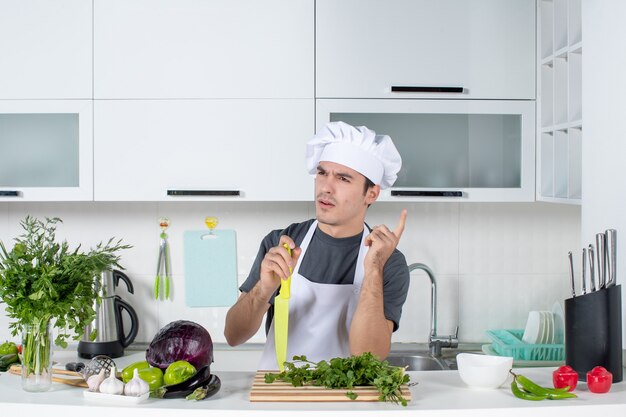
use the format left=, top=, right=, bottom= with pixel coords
left=93, top=99, right=314, bottom=201
left=0, top=100, right=93, bottom=201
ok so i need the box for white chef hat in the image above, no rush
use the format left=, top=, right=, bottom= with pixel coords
left=305, top=121, right=402, bottom=189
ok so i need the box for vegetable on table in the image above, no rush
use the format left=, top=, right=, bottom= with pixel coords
left=510, top=370, right=577, bottom=401
left=587, top=366, right=612, bottom=393
left=121, top=360, right=163, bottom=390
left=185, top=374, right=221, bottom=401
left=99, top=366, right=125, bottom=395
left=0, top=217, right=130, bottom=382
left=87, top=368, right=106, bottom=392
left=152, top=365, right=218, bottom=400
left=146, top=320, right=213, bottom=370
left=164, top=360, right=196, bottom=385
left=264, top=352, right=411, bottom=406
left=137, top=367, right=164, bottom=391
left=553, top=365, right=578, bottom=391
left=0, top=341, right=18, bottom=356
left=124, top=368, right=150, bottom=397
left=122, top=361, right=151, bottom=383
left=0, top=353, right=19, bottom=372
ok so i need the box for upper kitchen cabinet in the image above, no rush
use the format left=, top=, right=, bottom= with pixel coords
left=0, top=0, right=92, bottom=99
left=317, top=99, right=536, bottom=202
left=94, top=99, right=313, bottom=201
left=316, top=0, right=536, bottom=100
left=93, top=0, right=314, bottom=99
left=0, top=100, right=93, bottom=201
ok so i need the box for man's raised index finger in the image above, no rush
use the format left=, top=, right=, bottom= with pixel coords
left=394, top=209, right=408, bottom=239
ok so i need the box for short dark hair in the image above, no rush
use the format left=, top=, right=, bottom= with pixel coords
left=363, top=177, right=375, bottom=195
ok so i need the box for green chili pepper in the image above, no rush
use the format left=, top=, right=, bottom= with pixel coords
left=511, top=379, right=548, bottom=401
left=510, top=371, right=577, bottom=401
left=515, top=373, right=576, bottom=399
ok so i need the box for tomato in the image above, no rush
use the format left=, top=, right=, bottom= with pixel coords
left=163, top=360, right=196, bottom=386
left=552, top=365, right=578, bottom=391
left=0, top=341, right=18, bottom=356
left=587, top=366, right=612, bottom=393
left=121, top=360, right=151, bottom=383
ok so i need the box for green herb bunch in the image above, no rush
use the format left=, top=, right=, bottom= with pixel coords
left=264, top=352, right=411, bottom=406
left=0, top=216, right=131, bottom=347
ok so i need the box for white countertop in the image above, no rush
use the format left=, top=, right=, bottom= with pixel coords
left=1, top=350, right=625, bottom=417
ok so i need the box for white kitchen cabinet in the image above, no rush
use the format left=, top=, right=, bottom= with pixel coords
left=94, top=99, right=314, bottom=201
left=537, top=0, right=582, bottom=204
left=316, top=0, right=536, bottom=100
left=0, top=100, right=93, bottom=201
left=0, top=0, right=92, bottom=99
left=94, top=0, right=314, bottom=99
left=317, top=99, right=536, bottom=202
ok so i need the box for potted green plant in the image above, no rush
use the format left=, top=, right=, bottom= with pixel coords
left=0, top=216, right=130, bottom=392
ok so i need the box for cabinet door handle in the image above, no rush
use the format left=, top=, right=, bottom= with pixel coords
left=391, top=190, right=463, bottom=197
left=0, top=190, right=21, bottom=197
left=167, top=190, right=241, bottom=196
left=391, top=86, right=464, bottom=93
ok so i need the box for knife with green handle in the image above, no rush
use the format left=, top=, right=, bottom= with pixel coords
left=275, top=243, right=293, bottom=372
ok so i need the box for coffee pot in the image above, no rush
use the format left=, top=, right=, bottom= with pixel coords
left=78, top=270, right=139, bottom=359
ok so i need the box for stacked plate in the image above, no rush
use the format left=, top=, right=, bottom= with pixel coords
left=522, top=310, right=556, bottom=345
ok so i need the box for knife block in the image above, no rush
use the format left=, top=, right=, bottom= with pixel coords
left=564, top=285, right=622, bottom=382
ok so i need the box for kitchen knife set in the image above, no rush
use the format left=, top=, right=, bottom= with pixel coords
left=568, top=229, right=618, bottom=298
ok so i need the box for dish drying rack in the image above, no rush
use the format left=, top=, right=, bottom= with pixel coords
left=485, top=329, right=564, bottom=361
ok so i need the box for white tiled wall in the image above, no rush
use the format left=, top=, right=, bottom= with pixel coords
left=0, top=201, right=580, bottom=346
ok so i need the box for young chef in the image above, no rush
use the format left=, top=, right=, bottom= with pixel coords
left=224, top=121, right=410, bottom=369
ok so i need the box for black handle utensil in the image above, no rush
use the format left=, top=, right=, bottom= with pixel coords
left=568, top=251, right=576, bottom=298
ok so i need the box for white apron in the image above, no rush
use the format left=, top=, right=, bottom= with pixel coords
left=258, top=221, right=367, bottom=370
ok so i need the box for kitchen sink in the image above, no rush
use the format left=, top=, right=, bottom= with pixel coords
left=386, top=353, right=448, bottom=371
left=385, top=348, right=482, bottom=371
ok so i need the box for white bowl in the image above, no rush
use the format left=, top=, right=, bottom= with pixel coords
left=456, top=353, right=513, bottom=389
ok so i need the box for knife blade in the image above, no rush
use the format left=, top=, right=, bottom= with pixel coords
left=568, top=251, right=576, bottom=298
left=588, top=244, right=596, bottom=292
left=582, top=248, right=587, bottom=295
left=605, top=229, right=617, bottom=287
left=274, top=244, right=293, bottom=372
left=596, top=233, right=606, bottom=289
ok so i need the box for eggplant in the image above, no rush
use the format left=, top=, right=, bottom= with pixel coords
left=153, top=365, right=212, bottom=399
left=185, top=374, right=221, bottom=401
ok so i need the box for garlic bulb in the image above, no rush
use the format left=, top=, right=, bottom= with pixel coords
left=87, top=368, right=106, bottom=392
left=124, top=368, right=150, bottom=397
left=99, top=366, right=124, bottom=395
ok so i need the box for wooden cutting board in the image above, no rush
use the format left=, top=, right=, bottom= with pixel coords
left=249, top=371, right=412, bottom=403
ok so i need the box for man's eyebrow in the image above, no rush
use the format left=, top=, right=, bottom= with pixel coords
left=317, top=164, right=354, bottom=179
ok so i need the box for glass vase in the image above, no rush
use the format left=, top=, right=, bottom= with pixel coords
left=21, top=321, right=52, bottom=392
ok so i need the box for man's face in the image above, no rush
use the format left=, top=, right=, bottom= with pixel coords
left=314, top=161, right=379, bottom=235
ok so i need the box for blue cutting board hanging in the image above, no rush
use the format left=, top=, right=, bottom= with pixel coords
left=183, top=229, right=238, bottom=307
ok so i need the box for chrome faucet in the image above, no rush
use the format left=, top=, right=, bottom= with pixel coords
left=409, top=263, right=459, bottom=357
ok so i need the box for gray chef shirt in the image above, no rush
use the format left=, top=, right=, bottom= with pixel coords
left=239, top=219, right=410, bottom=334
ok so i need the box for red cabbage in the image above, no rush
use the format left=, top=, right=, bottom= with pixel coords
left=146, top=320, right=213, bottom=370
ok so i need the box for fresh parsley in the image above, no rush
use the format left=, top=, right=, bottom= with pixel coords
left=0, top=216, right=131, bottom=347
left=264, top=352, right=411, bottom=406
